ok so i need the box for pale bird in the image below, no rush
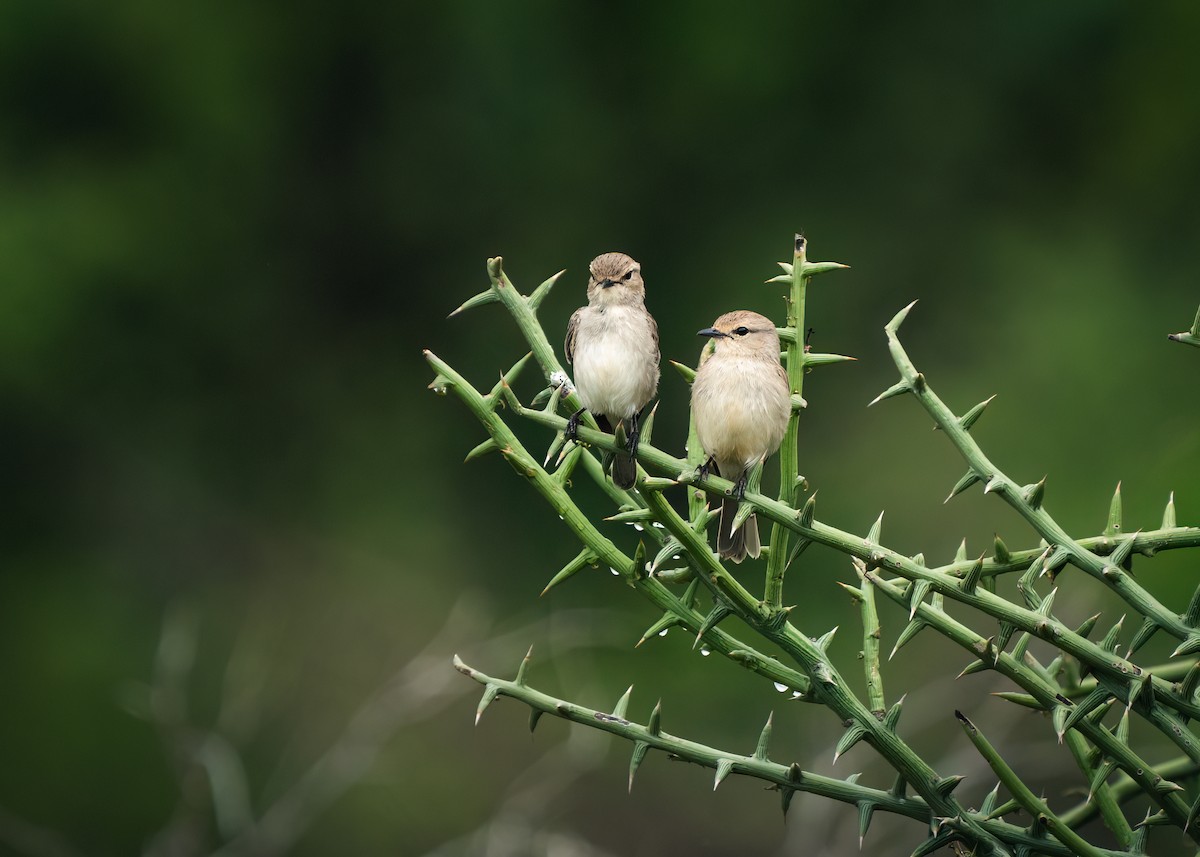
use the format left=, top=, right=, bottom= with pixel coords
left=564, top=252, right=660, bottom=488
left=691, top=310, right=791, bottom=562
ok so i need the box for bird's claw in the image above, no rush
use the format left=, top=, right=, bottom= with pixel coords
left=564, top=408, right=585, bottom=443
left=731, top=471, right=749, bottom=503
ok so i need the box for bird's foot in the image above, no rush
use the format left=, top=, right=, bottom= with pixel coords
left=730, top=471, right=749, bottom=503
left=564, top=407, right=586, bottom=443
left=625, top=412, right=641, bottom=459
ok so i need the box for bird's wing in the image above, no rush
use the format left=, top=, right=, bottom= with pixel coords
left=564, top=308, right=584, bottom=363
left=648, top=311, right=660, bottom=369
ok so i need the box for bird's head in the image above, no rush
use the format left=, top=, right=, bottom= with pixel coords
left=697, top=310, right=781, bottom=360
left=587, top=252, right=645, bottom=306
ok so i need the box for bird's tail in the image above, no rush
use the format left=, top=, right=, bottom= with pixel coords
left=610, top=451, right=637, bottom=489
left=718, top=498, right=760, bottom=563
left=602, top=415, right=637, bottom=489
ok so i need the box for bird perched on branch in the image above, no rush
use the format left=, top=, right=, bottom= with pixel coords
left=564, top=252, right=660, bottom=488
left=691, top=310, right=791, bottom=562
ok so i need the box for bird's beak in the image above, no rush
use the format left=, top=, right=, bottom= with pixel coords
left=697, top=327, right=726, bottom=338
left=600, top=278, right=615, bottom=289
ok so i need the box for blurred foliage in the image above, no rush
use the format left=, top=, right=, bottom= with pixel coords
left=1, top=2, right=1199, bottom=855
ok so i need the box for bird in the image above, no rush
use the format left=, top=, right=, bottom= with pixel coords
left=563, top=252, right=660, bottom=489
left=690, top=310, right=791, bottom=562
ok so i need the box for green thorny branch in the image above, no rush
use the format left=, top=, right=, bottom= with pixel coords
left=428, top=237, right=1200, bottom=856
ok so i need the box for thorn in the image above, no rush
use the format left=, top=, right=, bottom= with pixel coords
left=1100, top=615, right=1126, bottom=653
left=857, top=800, right=876, bottom=848
left=945, top=471, right=981, bottom=504
left=1074, top=612, right=1102, bottom=639
left=890, top=616, right=928, bottom=660
left=514, top=645, right=533, bottom=686
left=908, top=580, right=931, bottom=620
left=527, top=269, right=566, bottom=312
left=995, top=621, right=1016, bottom=658
left=543, top=432, right=567, bottom=468
left=1108, top=532, right=1140, bottom=570
left=647, top=700, right=662, bottom=736
left=884, top=300, right=919, bottom=334
left=754, top=712, right=774, bottom=761
left=694, top=604, right=732, bottom=649
left=834, top=724, right=868, bottom=763
left=800, top=260, right=851, bottom=277
left=1023, top=476, right=1047, bottom=509
left=979, top=781, right=1002, bottom=816
left=475, top=683, right=500, bottom=725
left=1105, top=481, right=1123, bottom=537
left=934, top=775, right=964, bottom=796
left=668, top=360, right=697, bottom=384
left=447, top=288, right=499, bottom=318
left=1171, top=635, right=1200, bottom=658
left=960, top=553, right=986, bottom=595
left=1128, top=617, right=1158, bottom=657
left=780, top=786, right=796, bottom=818
left=813, top=626, right=839, bottom=652
left=798, top=492, right=817, bottom=527
left=867, top=511, right=884, bottom=544
left=464, top=438, right=500, bottom=463
left=1163, top=491, right=1177, bottom=529
left=802, top=352, right=857, bottom=367
left=541, top=548, right=597, bottom=596
left=868, top=380, right=910, bottom=407
left=628, top=741, right=649, bottom=793
left=637, top=614, right=681, bottom=647
left=713, top=758, right=734, bottom=790
left=612, top=686, right=633, bottom=720
left=992, top=534, right=1011, bottom=564
left=958, top=394, right=998, bottom=432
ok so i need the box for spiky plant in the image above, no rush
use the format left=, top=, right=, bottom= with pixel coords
left=427, top=236, right=1200, bottom=856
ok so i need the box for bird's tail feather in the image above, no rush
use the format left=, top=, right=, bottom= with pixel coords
left=600, top=415, right=638, bottom=489
left=718, top=498, right=759, bottom=563
left=611, top=452, right=637, bottom=489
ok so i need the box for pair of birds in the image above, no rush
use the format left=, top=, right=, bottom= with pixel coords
left=564, top=252, right=791, bottom=563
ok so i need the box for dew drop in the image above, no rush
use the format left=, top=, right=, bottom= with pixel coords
left=792, top=691, right=803, bottom=699
left=652, top=522, right=665, bottom=529
left=658, top=628, right=669, bottom=637
left=633, top=523, right=644, bottom=532
left=774, top=682, right=789, bottom=693
left=700, top=647, right=712, bottom=657
left=610, top=567, right=620, bottom=576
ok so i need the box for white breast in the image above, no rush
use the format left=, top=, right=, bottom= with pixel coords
left=573, top=306, right=659, bottom=419
left=692, top=356, right=790, bottom=473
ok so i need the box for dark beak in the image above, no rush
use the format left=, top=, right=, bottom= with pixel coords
left=600, top=278, right=615, bottom=289
left=697, top=327, right=726, bottom=338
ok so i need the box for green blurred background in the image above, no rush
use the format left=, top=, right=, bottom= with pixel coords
left=3, top=2, right=1199, bottom=855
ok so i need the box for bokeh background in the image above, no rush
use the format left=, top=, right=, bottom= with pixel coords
left=3, top=2, right=1200, bottom=855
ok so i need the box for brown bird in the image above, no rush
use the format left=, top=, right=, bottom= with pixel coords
left=691, top=310, right=791, bottom=562
left=564, top=252, right=660, bottom=488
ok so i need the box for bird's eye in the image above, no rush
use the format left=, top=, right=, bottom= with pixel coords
left=733, top=326, right=750, bottom=336
left=623, top=270, right=634, bottom=281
